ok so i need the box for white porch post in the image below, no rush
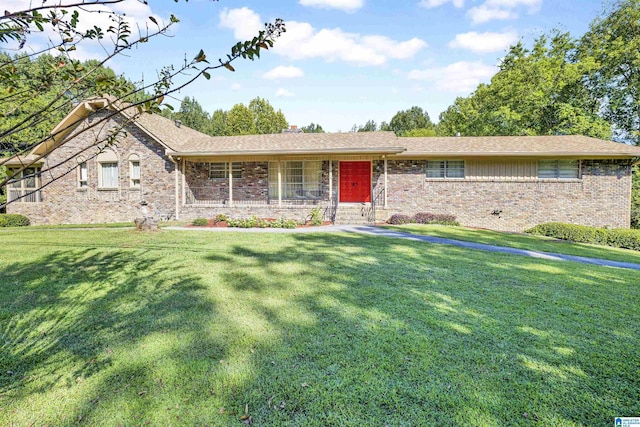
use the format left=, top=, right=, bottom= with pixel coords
left=329, top=160, right=333, bottom=202
left=277, top=161, right=282, bottom=206
left=181, top=158, right=186, bottom=206
left=384, top=158, right=388, bottom=208
left=228, top=161, right=233, bottom=207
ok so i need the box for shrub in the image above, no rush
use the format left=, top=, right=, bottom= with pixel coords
left=387, top=214, right=413, bottom=225
left=309, top=207, right=323, bottom=226
left=0, top=214, right=30, bottom=227
left=412, top=212, right=460, bottom=226
left=269, top=217, right=298, bottom=229
left=192, top=218, right=209, bottom=226
left=214, top=214, right=228, bottom=223
left=526, top=222, right=640, bottom=251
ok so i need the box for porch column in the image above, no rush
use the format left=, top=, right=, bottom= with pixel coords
left=384, top=158, right=388, bottom=208
left=329, top=160, right=333, bottom=202
left=277, top=161, right=282, bottom=206
left=228, top=161, right=233, bottom=207
left=174, top=158, right=180, bottom=220
left=181, top=158, right=186, bottom=206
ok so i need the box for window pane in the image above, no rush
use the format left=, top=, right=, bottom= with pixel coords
left=268, top=162, right=279, bottom=198
left=209, top=162, right=226, bottom=179
left=101, top=162, right=119, bottom=188
left=446, top=161, right=465, bottom=178
left=131, top=161, right=140, bottom=180
left=558, top=160, right=579, bottom=179
left=426, top=161, right=445, bottom=178
left=24, top=168, right=36, bottom=188
left=538, top=160, right=558, bottom=178
left=231, top=162, right=242, bottom=179
left=79, top=162, right=88, bottom=187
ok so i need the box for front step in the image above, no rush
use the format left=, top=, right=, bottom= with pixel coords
left=333, top=204, right=374, bottom=225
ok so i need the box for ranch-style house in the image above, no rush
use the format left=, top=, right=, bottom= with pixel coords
left=5, top=97, right=640, bottom=231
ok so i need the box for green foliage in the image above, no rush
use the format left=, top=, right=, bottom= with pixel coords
left=389, top=106, right=435, bottom=136
left=226, top=103, right=256, bottom=135
left=268, top=217, right=298, bottom=229
left=437, top=32, right=611, bottom=139
left=309, top=207, right=323, bottom=226
left=357, top=119, right=377, bottom=132
left=580, top=0, right=640, bottom=143
left=301, top=123, right=325, bottom=133
left=388, top=212, right=459, bottom=226
left=526, top=222, right=640, bottom=251
left=403, top=128, right=437, bottom=137
left=191, top=218, right=209, bottom=226
left=249, top=97, right=288, bottom=134
left=214, top=213, right=228, bottom=223
left=174, top=97, right=210, bottom=133
left=0, top=213, right=30, bottom=227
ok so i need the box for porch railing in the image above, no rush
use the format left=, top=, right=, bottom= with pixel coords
left=185, top=185, right=331, bottom=206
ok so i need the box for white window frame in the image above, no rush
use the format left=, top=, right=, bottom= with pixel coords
left=426, top=160, right=465, bottom=179
left=538, top=160, right=581, bottom=179
left=7, top=167, right=41, bottom=202
left=269, top=161, right=323, bottom=199
left=78, top=161, right=88, bottom=188
left=130, top=159, right=141, bottom=188
left=99, top=162, right=119, bottom=189
left=209, top=162, right=241, bottom=180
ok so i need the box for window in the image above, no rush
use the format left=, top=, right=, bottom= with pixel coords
left=100, top=162, right=119, bottom=188
left=7, top=167, right=41, bottom=202
left=269, top=161, right=322, bottom=199
left=538, top=160, right=580, bottom=179
left=78, top=162, right=88, bottom=188
left=426, top=160, right=465, bottom=178
left=129, top=155, right=140, bottom=188
left=209, top=162, right=241, bottom=179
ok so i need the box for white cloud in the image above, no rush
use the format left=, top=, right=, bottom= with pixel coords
left=408, top=61, right=497, bottom=93
left=419, top=0, right=464, bottom=8
left=468, top=0, right=542, bottom=24
left=273, top=21, right=427, bottom=66
left=219, top=10, right=427, bottom=66
left=276, top=88, right=295, bottom=97
left=448, top=31, right=518, bottom=53
left=263, top=66, right=305, bottom=80
left=230, top=83, right=243, bottom=91
left=299, top=0, right=364, bottom=12
left=219, top=7, right=263, bottom=40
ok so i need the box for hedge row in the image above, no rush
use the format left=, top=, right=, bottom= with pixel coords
left=0, top=214, right=30, bottom=227
left=387, top=212, right=460, bottom=226
left=526, top=222, right=640, bottom=251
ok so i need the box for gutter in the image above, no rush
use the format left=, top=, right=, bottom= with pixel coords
left=395, top=152, right=640, bottom=159
left=167, top=147, right=407, bottom=157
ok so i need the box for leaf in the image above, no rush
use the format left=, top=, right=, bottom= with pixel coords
left=157, top=95, right=164, bottom=105
left=194, top=49, right=206, bottom=62
left=149, top=16, right=158, bottom=25
left=202, top=71, right=210, bottom=80
left=224, top=63, right=235, bottom=72
left=257, top=42, right=269, bottom=50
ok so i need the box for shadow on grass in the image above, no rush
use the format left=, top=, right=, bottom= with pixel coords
left=0, top=230, right=638, bottom=425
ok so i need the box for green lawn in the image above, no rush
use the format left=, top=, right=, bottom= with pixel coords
left=384, top=224, right=640, bottom=265
left=1, top=228, right=638, bottom=426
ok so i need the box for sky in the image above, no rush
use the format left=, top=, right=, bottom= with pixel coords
left=6, top=0, right=609, bottom=132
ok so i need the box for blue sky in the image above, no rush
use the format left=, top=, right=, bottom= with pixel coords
left=8, top=0, right=608, bottom=131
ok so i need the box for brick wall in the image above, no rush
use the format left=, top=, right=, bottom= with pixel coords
left=8, top=112, right=177, bottom=224
left=374, top=159, right=633, bottom=232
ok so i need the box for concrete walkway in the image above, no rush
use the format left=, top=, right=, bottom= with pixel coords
left=165, top=225, right=640, bottom=271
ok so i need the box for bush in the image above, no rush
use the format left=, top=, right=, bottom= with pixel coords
left=309, top=207, right=323, bottom=226
left=0, top=214, right=30, bottom=227
left=412, top=212, right=460, bottom=226
left=214, top=214, right=228, bottom=223
left=387, top=214, right=413, bottom=225
left=269, top=217, right=298, bottom=229
left=526, top=222, right=640, bottom=251
left=192, top=218, right=209, bottom=226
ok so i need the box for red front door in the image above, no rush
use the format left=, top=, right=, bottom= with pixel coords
left=340, top=161, right=371, bottom=203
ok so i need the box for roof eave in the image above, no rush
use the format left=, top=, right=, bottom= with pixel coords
left=168, top=147, right=407, bottom=157
left=396, top=151, right=640, bottom=158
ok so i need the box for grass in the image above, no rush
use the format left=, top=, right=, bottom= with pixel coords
left=384, top=224, right=640, bottom=265
left=1, top=228, right=639, bottom=426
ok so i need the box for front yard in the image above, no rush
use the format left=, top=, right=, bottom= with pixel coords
left=0, top=228, right=638, bottom=426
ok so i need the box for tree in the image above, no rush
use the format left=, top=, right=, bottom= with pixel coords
left=209, top=109, right=228, bottom=136
left=0, top=1, right=284, bottom=208
left=438, top=32, right=611, bottom=139
left=404, top=128, right=437, bottom=137
left=357, top=120, right=377, bottom=132
left=175, top=97, right=210, bottom=133
left=226, top=103, right=256, bottom=135
left=248, top=97, right=288, bottom=134
left=302, top=123, right=324, bottom=133
left=580, top=0, right=640, bottom=144
left=389, top=106, right=435, bottom=136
